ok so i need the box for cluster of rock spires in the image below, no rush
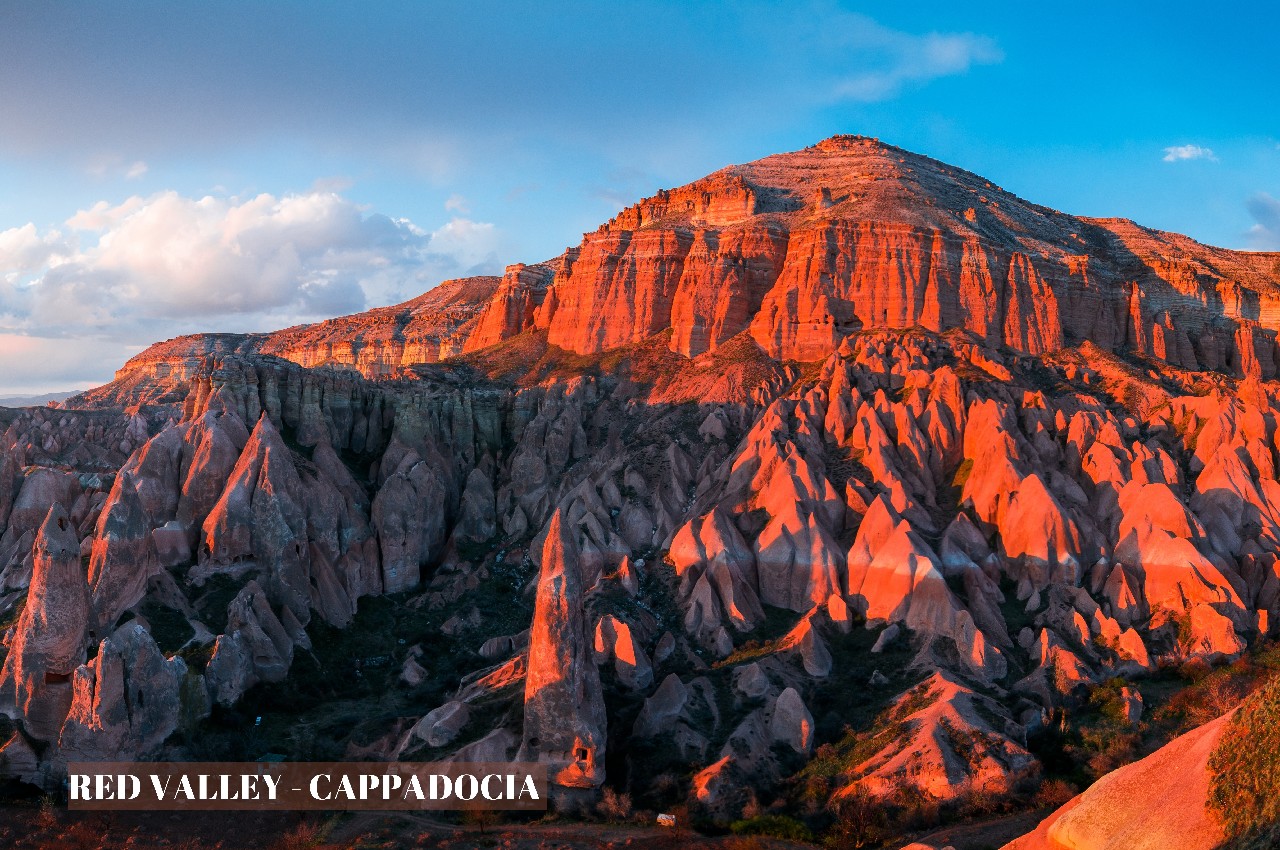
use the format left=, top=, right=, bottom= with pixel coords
left=2, top=136, right=1279, bottom=842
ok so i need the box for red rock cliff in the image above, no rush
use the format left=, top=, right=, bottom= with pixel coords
left=106, top=135, right=1280, bottom=387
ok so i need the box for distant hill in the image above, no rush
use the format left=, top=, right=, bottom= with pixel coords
left=0, top=390, right=76, bottom=408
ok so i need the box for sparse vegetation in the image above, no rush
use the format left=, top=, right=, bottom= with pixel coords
left=1057, top=678, right=1142, bottom=781
left=596, top=787, right=634, bottom=822
left=1208, top=673, right=1280, bottom=847
left=729, top=813, right=813, bottom=842
left=139, top=598, right=195, bottom=653
left=1024, top=643, right=1280, bottom=797
left=716, top=606, right=806, bottom=668
left=823, top=787, right=888, bottom=848
left=267, top=817, right=338, bottom=850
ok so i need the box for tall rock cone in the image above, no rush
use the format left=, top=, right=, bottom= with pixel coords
left=201, top=414, right=311, bottom=621
left=88, top=470, right=160, bottom=632
left=518, top=509, right=606, bottom=793
left=0, top=505, right=88, bottom=742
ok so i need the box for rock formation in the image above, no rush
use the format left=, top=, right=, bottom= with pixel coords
left=0, top=506, right=88, bottom=742
left=88, top=136, right=1280, bottom=393
left=55, top=622, right=187, bottom=765
left=0, top=135, right=1277, bottom=840
left=1003, top=712, right=1230, bottom=850
left=518, top=510, right=607, bottom=791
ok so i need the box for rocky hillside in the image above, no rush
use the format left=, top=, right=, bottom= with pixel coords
left=88, top=135, right=1280, bottom=404
left=1005, top=670, right=1280, bottom=850
left=1, top=137, right=1278, bottom=842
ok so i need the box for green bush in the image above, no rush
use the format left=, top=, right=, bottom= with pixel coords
left=729, top=814, right=814, bottom=842
left=140, top=599, right=195, bottom=654
left=1208, top=674, right=1280, bottom=847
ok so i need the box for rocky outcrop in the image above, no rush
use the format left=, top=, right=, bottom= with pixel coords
left=518, top=510, right=606, bottom=790
left=412, top=701, right=470, bottom=749
left=88, top=471, right=160, bottom=631
left=837, top=673, right=1035, bottom=804
left=593, top=614, right=654, bottom=691
left=0, top=506, right=88, bottom=742
left=670, top=507, right=763, bottom=639
left=1003, top=711, right=1230, bottom=850
left=54, top=622, right=187, bottom=764
left=769, top=687, right=814, bottom=754
left=371, top=450, right=450, bottom=594
left=200, top=416, right=312, bottom=619
left=203, top=581, right=295, bottom=705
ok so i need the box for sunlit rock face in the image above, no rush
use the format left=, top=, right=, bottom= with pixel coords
left=0, top=505, right=88, bottom=743
left=518, top=510, right=607, bottom=791
left=94, top=136, right=1280, bottom=391
left=4, top=135, right=1280, bottom=826
left=1002, top=710, right=1231, bottom=850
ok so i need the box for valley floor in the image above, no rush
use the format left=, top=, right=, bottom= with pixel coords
left=0, top=804, right=819, bottom=850
left=0, top=799, right=1056, bottom=850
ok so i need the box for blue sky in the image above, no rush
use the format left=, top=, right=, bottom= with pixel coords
left=0, top=1, right=1277, bottom=394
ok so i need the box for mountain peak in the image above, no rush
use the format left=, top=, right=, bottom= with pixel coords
left=96, top=137, right=1280, bottom=399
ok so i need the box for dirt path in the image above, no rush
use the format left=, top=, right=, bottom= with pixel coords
left=897, top=809, right=1045, bottom=850
left=330, top=811, right=812, bottom=849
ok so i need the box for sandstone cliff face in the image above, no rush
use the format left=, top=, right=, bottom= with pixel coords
left=463, top=264, right=554, bottom=352
left=669, top=224, right=788, bottom=357
left=90, top=136, right=1280, bottom=396
left=95, top=276, right=503, bottom=396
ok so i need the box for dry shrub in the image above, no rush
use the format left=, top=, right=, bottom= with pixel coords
left=1032, top=778, right=1078, bottom=809
left=268, top=818, right=333, bottom=850
left=40, top=819, right=104, bottom=850
left=36, top=794, right=58, bottom=830
left=596, top=787, right=634, bottom=822
left=826, top=787, right=888, bottom=849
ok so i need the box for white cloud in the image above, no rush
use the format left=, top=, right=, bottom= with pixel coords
left=0, top=189, right=505, bottom=390
left=84, top=154, right=153, bottom=181
left=423, top=217, right=498, bottom=272
left=65, top=197, right=148, bottom=230
left=1246, top=192, right=1280, bottom=250
left=817, top=12, right=1003, bottom=102
left=1163, top=144, right=1217, bottom=163
left=444, top=193, right=470, bottom=214
left=0, top=223, right=70, bottom=280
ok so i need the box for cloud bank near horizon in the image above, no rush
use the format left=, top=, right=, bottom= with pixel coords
left=0, top=189, right=503, bottom=394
